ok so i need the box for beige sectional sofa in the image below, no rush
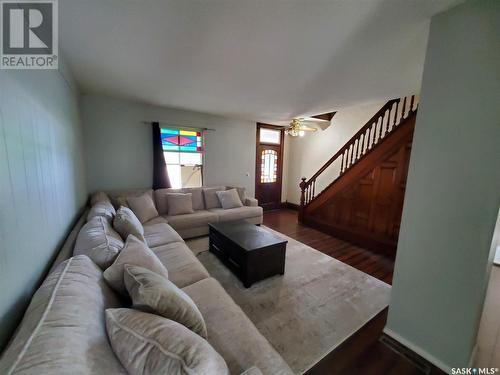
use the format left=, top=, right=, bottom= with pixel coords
left=110, top=186, right=263, bottom=239
left=0, top=187, right=293, bottom=375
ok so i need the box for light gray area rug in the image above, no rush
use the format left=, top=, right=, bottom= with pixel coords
left=186, top=226, right=391, bottom=374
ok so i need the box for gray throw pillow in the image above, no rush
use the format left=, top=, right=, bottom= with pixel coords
left=74, top=216, right=124, bottom=269
left=103, top=235, right=168, bottom=296
left=216, top=189, right=244, bottom=209
left=203, top=187, right=226, bottom=209
left=124, top=265, right=207, bottom=338
left=166, top=193, right=194, bottom=216
left=105, top=309, right=229, bottom=375
left=113, top=206, right=145, bottom=243
left=127, top=193, right=159, bottom=224
left=87, top=200, right=116, bottom=222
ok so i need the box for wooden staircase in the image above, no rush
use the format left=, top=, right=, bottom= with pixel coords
left=298, top=96, right=418, bottom=257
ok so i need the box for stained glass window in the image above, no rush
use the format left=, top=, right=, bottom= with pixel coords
left=161, top=127, right=203, bottom=189
left=261, top=149, right=278, bottom=183
left=161, top=128, right=203, bottom=152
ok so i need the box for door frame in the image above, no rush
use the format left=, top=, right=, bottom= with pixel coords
left=255, top=123, right=285, bottom=210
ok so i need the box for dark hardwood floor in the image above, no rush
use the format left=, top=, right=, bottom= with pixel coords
left=263, top=208, right=395, bottom=284
left=263, top=209, right=445, bottom=375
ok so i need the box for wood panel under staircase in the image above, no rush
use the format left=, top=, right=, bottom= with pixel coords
left=299, top=96, right=418, bottom=257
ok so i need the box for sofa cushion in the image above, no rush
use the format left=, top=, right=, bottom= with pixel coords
left=155, top=188, right=205, bottom=214
left=109, top=189, right=154, bottom=210
left=203, top=186, right=226, bottom=209
left=73, top=216, right=124, bottom=269
left=113, top=206, right=145, bottom=243
left=104, top=235, right=169, bottom=296
left=166, top=210, right=218, bottom=230
left=182, top=187, right=204, bottom=210
left=143, top=222, right=183, bottom=248
left=217, top=188, right=244, bottom=209
left=87, top=200, right=116, bottom=222
left=209, top=206, right=263, bottom=223
left=0, top=256, right=127, bottom=375
left=183, top=278, right=294, bottom=375
left=90, top=191, right=111, bottom=206
left=124, top=265, right=207, bottom=338
left=166, top=193, right=194, bottom=216
left=143, top=215, right=169, bottom=225
left=126, top=193, right=159, bottom=224
left=105, top=309, right=228, bottom=375
left=151, top=242, right=209, bottom=288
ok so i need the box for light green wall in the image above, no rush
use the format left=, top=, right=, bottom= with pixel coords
left=0, top=59, right=87, bottom=350
left=385, top=0, right=500, bottom=370
left=81, top=94, right=256, bottom=196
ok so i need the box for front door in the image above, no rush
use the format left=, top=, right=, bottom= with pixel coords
left=255, top=123, right=284, bottom=210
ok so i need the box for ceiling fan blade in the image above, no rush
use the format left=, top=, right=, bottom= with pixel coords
left=299, top=126, right=318, bottom=132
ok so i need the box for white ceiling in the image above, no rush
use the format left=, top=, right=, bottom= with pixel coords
left=60, top=0, right=460, bottom=123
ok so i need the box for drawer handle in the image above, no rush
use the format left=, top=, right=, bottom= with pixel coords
left=228, top=257, right=240, bottom=268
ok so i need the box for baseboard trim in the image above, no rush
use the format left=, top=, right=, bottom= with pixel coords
left=383, top=328, right=452, bottom=373
left=284, top=201, right=299, bottom=210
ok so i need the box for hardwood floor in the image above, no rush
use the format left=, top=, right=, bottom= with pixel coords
left=263, top=208, right=445, bottom=375
left=263, top=208, right=395, bottom=284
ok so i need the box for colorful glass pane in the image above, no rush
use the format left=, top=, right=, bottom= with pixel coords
left=161, top=127, right=203, bottom=152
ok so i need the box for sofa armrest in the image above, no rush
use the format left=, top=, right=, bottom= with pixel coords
left=245, top=197, right=258, bottom=207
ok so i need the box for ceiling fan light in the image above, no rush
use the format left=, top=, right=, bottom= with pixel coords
left=299, top=130, right=305, bottom=137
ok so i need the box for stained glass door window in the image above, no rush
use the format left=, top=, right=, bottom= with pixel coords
left=261, top=149, right=278, bottom=183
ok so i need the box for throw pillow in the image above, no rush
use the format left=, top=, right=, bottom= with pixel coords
left=87, top=200, right=116, bottom=222
left=203, top=187, right=226, bottom=209
left=127, top=193, right=159, bottom=224
left=103, top=235, right=168, bottom=295
left=226, top=186, right=246, bottom=203
left=74, top=216, right=124, bottom=269
left=105, top=309, right=228, bottom=375
left=216, top=188, right=243, bottom=209
left=166, top=193, right=194, bottom=216
left=124, top=265, right=207, bottom=338
left=113, top=206, right=145, bottom=243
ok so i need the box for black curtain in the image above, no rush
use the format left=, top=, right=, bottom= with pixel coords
left=152, top=122, right=171, bottom=189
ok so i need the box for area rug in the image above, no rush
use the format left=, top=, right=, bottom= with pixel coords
left=186, top=226, right=391, bottom=374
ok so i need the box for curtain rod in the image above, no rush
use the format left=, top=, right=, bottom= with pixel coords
left=141, top=121, right=215, bottom=131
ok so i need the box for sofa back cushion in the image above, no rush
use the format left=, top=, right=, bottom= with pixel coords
left=107, top=189, right=154, bottom=210
left=90, top=191, right=111, bottom=206
left=126, top=193, right=159, bottom=224
left=113, top=206, right=145, bottom=243
left=203, top=186, right=226, bottom=209
left=0, top=256, right=127, bottom=375
left=74, top=216, right=124, bottom=269
left=155, top=188, right=204, bottom=214
left=87, top=200, right=116, bottom=222
left=105, top=309, right=228, bottom=375
left=166, top=193, right=195, bottom=216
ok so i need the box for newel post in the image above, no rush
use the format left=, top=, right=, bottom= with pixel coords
left=299, top=177, right=307, bottom=223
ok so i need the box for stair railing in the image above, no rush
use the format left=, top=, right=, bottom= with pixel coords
left=299, top=95, right=418, bottom=219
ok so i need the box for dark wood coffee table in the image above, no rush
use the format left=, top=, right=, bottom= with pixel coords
left=208, top=220, right=287, bottom=288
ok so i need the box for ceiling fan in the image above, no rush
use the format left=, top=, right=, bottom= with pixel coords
left=285, top=118, right=318, bottom=137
